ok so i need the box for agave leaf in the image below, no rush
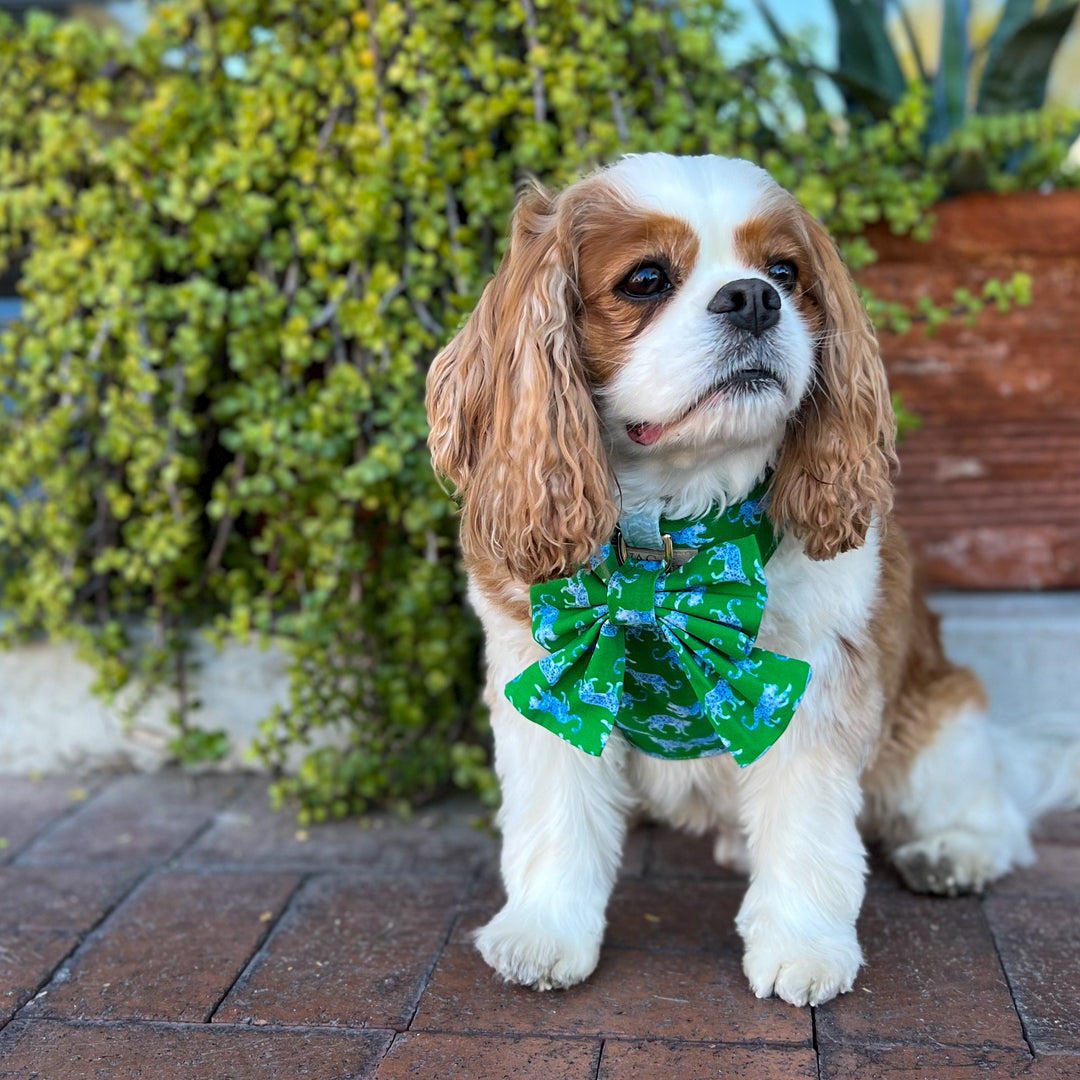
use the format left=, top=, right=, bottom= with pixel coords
left=756, top=49, right=899, bottom=117
left=931, top=0, right=971, bottom=142
left=887, top=0, right=929, bottom=83
left=977, top=3, right=1080, bottom=114
left=825, top=68, right=902, bottom=116
left=828, top=0, right=907, bottom=114
left=981, top=0, right=1034, bottom=75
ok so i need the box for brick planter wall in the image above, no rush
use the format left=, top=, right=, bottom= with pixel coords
left=860, top=189, right=1080, bottom=589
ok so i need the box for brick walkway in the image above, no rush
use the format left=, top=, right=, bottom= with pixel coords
left=1, top=773, right=1077, bottom=1079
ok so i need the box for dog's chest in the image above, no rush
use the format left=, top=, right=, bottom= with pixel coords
left=755, top=527, right=882, bottom=662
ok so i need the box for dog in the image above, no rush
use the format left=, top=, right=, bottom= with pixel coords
left=425, top=153, right=1079, bottom=1006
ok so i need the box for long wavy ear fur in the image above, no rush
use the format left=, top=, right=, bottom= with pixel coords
left=770, top=206, right=897, bottom=560
left=425, top=182, right=615, bottom=584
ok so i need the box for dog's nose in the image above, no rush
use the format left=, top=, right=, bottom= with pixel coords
left=707, top=278, right=782, bottom=336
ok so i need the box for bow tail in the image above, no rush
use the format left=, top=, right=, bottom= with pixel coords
left=660, top=620, right=812, bottom=766
left=504, top=623, right=627, bottom=756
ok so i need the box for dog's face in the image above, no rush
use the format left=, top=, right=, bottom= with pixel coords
left=575, top=156, right=819, bottom=459
left=427, top=154, right=894, bottom=585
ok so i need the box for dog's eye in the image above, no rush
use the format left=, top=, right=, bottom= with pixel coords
left=766, top=260, right=798, bottom=290
left=618, top=264, right=672, bottom=299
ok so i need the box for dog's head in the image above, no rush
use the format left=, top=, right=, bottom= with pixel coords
left=427, top=154, right=895, bottom=583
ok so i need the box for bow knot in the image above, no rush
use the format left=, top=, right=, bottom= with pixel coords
left=505, top=489, right=812, bottom=765
left=608, top=565, right=661, bottom=628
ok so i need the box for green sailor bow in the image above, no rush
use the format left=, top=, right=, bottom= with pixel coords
left=504, top=484, right=811, bottom=765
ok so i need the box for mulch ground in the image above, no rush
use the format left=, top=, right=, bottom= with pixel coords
left=1, top=771, right=1078, bottom=1079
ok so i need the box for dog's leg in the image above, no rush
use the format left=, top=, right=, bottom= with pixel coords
left=476, top=705, right=631, bottom=990
left=712, top=827, right=751, bottom=873
left=735, top=735, right=867, bottom=1006
left=472, top=595, right=633, bottom=991
left=868, top=693, right=1035, bottom=896
left=732, top=627, right=883, bottom=1009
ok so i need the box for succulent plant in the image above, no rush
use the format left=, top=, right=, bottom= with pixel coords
left=756, top=0, right=1079, bottom=150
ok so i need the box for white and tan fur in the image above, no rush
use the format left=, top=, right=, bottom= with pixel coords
left=426, top=154, right=1079, bottom=1006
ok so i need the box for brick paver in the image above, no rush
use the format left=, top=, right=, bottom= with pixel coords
left=991, top=843, right=1080, bottom=897
left=0, top=771, right=1077, bottom=1079
left=24, top=870, right=298, bottom=1022
left=17, top=774, right=242, bottom=867
left=818, top=1044, right=1080, bottom=1079
left=1033, top=810, right=1080, bottom=845
left=816, top=890, right=1027, bottom=1050
left=983, top=895, right=1080, bottom=1054
left=412, top=943, right=812, bottom=1043
left=452, top=876, right=747, bottom=952
left=0, top=865, right=140, bottom=932
left=184, top=783, right=495, bottom=876
left=645, top=827, right=746, bottom=880
left=0, top=1018, right=393, bottom=1079
left=215, top=875, right=465, bottom=1029
left=0, top=931, right=78, bottom=1024
left=378, top=1033, right=601, bottom=1079
left=0, top=778, right=101, bottom=864
left=604, top=878, right=750, bottom=951
left=598, top=1041, right=819, bottom=1079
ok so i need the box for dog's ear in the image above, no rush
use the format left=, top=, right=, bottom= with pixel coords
left=426, top=182, right=615, bottom=584
left=770, top=209, right=896, bottom=560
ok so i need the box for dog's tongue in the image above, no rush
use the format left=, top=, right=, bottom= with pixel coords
left=626, top=421, right=667, bottom=446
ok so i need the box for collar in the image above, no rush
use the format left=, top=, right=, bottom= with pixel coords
left=614, top=477, right=778, bottom=570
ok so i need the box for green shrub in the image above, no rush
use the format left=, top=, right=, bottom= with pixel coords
left=0, top=2, right=1074, bottom=818
left=0, top=0, right=764, bottom=818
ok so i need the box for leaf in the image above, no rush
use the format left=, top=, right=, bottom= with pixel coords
left=751, top=0, right=797, bottom=53
left=887, top=0, right=929, bottom=83
left=931, top=0, right=971, bottom=142
left=749, top=0, right=836, bottom=116
left=977, top=3, right=1080, bottom=114
left=827, top=0, right=907, bottom=115
left=822, top=67, right=901, bottom=117
left=981, top=0, right=1034, bottom=77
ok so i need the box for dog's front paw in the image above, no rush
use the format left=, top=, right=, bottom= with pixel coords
left=741, top=930, right=862, bottom=1007
left=474, top=906, right=601, bottom=991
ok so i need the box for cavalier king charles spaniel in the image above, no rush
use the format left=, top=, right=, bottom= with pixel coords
left=426, top=154, right=1071, bottom=1007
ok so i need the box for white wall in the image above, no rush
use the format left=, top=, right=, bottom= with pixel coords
left=0, top=637, right=290, bottom=774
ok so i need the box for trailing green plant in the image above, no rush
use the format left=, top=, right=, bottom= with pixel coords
left=0, top=1, right=1072, bottom=819
left=864, top=263, right=1034, bottom=337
